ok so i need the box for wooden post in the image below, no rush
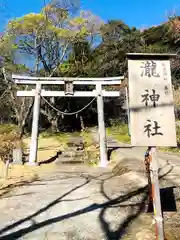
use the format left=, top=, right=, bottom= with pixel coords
left=29, top=83, right=41, bottom=165
left=96, top=83, right=108, bottom=167
left=149, top=147, right=165, bottom=240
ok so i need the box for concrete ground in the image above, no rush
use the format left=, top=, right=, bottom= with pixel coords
left=0, top=138, right=180, bottom=239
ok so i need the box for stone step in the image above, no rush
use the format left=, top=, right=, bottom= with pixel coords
left=56, top=149, right=86, bottom=164
left=67, top=142, right=84, bottom=148
left=62, top=150, right=85, bottom=158
left=55, top=156, right=85, bottom=165
left=59, top=155, right=85, bottom=161
left=66, top=137, right=84, bottom=148
left=58, top=160, right=85, bottom=165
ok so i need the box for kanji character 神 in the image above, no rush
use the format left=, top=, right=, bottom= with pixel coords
left=141, top=89, right=160, bottom=107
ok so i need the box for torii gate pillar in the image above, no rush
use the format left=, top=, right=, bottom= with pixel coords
left=29, top=83, right=41, bottom=165
left=97, top=83, right=108, bottom=167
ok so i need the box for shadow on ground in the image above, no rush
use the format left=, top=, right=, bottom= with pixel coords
left=0, top=175, right=40, bottom=199
left=0, top=164, right=175, bottom=240
left=39, top=151, right=62, bottom=165
left=107, top=147, right=120, bottom=161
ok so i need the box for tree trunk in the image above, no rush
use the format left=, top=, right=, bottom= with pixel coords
left=80, top=116, right=85, bottom=131
left=51, top=118, right=59, bottom=133
left=18, top=100, right=34, bottom=139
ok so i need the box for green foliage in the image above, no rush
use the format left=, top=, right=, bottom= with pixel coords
left=160, top=125, right=180, bottom=153
left=107, top=123, right=130, bottom=144
left=7, top=9, right=92, bottom=42
left=70, top=16, right=86, bottom=26
left=0, top=34, right=16, bottom=64
left=88, top=20, right=145, bottom=77
left=59, top=62, right=71, bottom=73
left=40, top=131, right=80, bottom=144
left=143, top=25, right=168, bottom=45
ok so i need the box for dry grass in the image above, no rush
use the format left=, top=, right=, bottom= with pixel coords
left=0, top=161, right=56, bottom=182
left=23, top=135, right=63, bottom=163
left=0, top=134, right=61, bottom=190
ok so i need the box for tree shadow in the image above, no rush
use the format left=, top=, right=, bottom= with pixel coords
left=23, top=150, right=62, bottom=165
left=99, top=173, right=148, bottom=239
left=107, top=147, right=120, bottom=161
left=99, top=195, right=148, bottom=239
left=107, top=145, right=134, bottom=161
left=98, top=163, right=174, bottom=240
left=0, top=166, right=174, bottom=240
left=39, top=151, right=62, bottom=165
left=0, top=176, right=41, bottom=199
left=0, top=187, right=148, bottom=240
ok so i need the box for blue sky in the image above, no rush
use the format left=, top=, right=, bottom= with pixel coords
left=0, top=0, right=180, bottom=31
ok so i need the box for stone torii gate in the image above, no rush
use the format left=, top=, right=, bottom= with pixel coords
left=12, top=75, right=124, bottom=167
